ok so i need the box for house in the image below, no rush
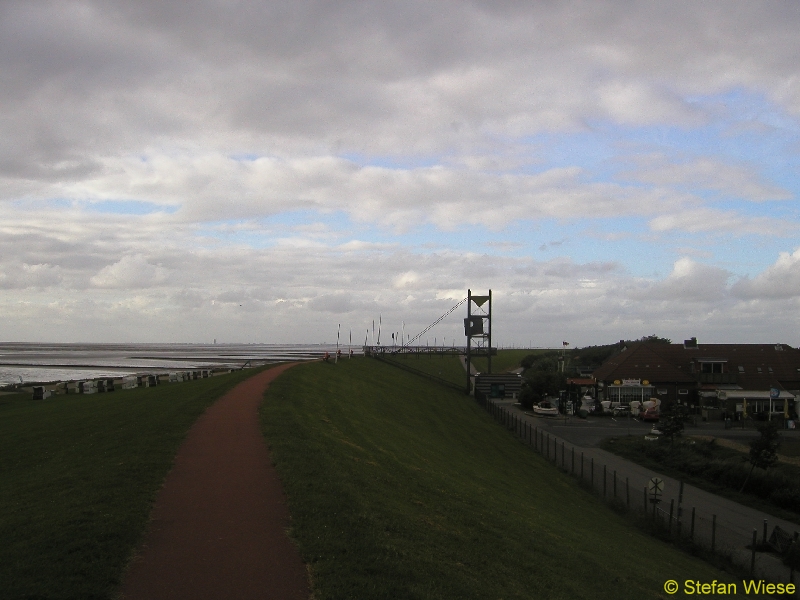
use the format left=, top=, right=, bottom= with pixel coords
left=591, top=339, right=800, bottom=420
left=473, top=373, right=523, bottom=399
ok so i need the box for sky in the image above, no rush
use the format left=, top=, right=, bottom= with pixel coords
left=1, top=1, right=799, bottom=347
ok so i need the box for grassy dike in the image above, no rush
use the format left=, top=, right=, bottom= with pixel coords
left=0, top=367, right=268, bottom=600
left=383, top=352, right=466, bottom=387
left=260, top=358, right=740, bottom=599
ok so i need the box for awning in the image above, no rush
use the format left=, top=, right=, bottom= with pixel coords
left=718, top=390, right=795, bottom=400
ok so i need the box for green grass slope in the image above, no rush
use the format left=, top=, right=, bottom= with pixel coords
left=261, top=359, right=738, bottom=599
left=382, top=352, right=466, bottom=387
left=0, top=367, right=266, bottom=600
left=470, top=348, right=532, bottom=373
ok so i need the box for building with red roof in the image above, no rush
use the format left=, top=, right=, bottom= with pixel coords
left=590, top=338, right=800, bottom=420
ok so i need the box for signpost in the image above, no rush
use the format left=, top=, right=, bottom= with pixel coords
left=648, top=477, right=664, bottom=520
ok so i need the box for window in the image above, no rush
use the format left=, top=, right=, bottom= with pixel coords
left=757, top=367, right=762, bottom=374
left=701, top=362, right=723, bottom=373
left=768, top=367, right=773, bottom=374
left=608, top=386, right=655, bottom=404
left=738, top=366, right=745, bottom=373
left=678, top=389, right=689, bottom=395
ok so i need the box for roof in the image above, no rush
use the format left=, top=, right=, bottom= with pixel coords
left=591, top=343, right=694, bottom=383
left=592, top=342, right=800, bottom=391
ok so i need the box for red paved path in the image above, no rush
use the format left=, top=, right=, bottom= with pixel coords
left=120, top=364, right=309, bottom=600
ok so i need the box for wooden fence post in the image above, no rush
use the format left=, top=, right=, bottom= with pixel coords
left=668, top=499, right=674, bottom=535
left=626, top=477, right=629, bottom=509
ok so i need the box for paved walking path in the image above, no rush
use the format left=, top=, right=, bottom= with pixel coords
left=121, top=364, right=309, bottom=600
left=493, top=399, right=800, bottom=584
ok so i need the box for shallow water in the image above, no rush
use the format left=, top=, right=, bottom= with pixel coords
left=0, top=342, right=357, bottom=385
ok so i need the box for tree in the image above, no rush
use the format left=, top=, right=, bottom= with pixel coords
left=660, top=405, right=686, bottom=444
left=518, top=381, right=536, bottom=409
left=740, top=421, right=781, bottom=493
left=636, top=334, right=672, bottom=344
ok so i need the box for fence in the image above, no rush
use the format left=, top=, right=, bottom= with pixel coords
left=482, top=397, right=800, bottom=586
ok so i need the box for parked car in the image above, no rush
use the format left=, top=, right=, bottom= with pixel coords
left=640, top=407, right=660, bottom=421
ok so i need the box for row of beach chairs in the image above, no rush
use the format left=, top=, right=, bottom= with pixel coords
left=30, top=368, right=226, bottom=399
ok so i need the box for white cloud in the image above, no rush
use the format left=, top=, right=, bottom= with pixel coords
left=648, top=208, right=789, bottom=235
left=90, top=255, right=169, bottom=289
left=732, top=248, right=800, bottom=299
left=621, top=154, right=791, bottom=201
left=632, top=257, right=732, bottom=302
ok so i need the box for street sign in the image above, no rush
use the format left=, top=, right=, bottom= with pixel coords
left=648, top=477, right=664, bottom=503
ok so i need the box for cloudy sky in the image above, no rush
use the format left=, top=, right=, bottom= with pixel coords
left=2, top=1, right=799, bottom=347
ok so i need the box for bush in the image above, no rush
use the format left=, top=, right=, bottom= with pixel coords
left=519, top=383, right=535, bottom=409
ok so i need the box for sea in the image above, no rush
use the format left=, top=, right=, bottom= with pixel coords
left=0, top=342, right=357, bottom=386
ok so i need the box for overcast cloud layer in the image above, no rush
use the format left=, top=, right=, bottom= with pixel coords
left=2, top=1, right=799, bottom=346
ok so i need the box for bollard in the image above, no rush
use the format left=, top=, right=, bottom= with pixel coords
left=547, top=434, right=550, bottom=460
left=613, top=471, right=617, bottom=499
left=691, top=507, right=695, bottom=541
left=751, top=529, right=757, bottom=576
left=591, top=457, right=594, bottom=488
left=763, top=519, right=768, bottom=546
left=643, top=486, right=648, bottom=513
left=712, top=515, right=717, bottom=553
left=571, top=447, right=575, bottom=474
left=561, top=441, right=565, bottom=468
left=603, top=465, right=607, bottom=498
left=581, top=452, right=584, bottom=480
